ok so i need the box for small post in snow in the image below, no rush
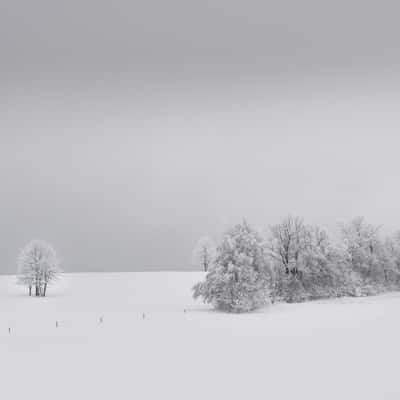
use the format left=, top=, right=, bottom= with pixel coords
left=142, top=313, right=145, bottom=320
left=99, top=316, right=103, bottom=324
left=8, top=327, right=11, bottom=335
left=56, top=320, right=58, bottom=328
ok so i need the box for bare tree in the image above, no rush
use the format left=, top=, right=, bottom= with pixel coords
left=192, top=236, right=216, bottom=272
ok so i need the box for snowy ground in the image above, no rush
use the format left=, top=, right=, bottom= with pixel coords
left=1, top=272, right=399, bottom=400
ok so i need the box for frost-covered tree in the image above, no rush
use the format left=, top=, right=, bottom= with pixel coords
left=385, top=231, right=400, bottom=270
left=268, top=218, right=354, bottom=302
left=192, top=236, right=216, bottom=272
left=269, top=216, right=309, bottom=276
left=383, top=232, right=400, bottom=287
left=193, top=221, right=273, bottom=312
left=298, top=226, right=352, bottom=299
left=340, top=217, right=381, bottom=280
left=17, top=253, right=35, bottom=297
left=340, top=217, right=380, bottom=263
left=17, top=240, right=61, bottom=297
left=339, top=217, right=397, bottom=294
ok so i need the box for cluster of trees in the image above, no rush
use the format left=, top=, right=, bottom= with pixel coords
left=17, top=240, right=61, bottom=297
left=192, top=216, right=400, bottom=312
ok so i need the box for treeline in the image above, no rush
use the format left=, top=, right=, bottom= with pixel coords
left=193, top=216, right=400, bottom=312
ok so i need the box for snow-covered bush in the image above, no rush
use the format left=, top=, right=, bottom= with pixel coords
left=193, top=221, right=273, bottom=312
left=192, top=236, right=216, bottom=272
left=17, top=240, right=61, bottom=297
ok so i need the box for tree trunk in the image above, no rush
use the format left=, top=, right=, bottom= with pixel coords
left=35, top=285, right=39, bottom=296
left=43, top=283, right=47, bottom=297
left=29, top=286, right=32, bottom=296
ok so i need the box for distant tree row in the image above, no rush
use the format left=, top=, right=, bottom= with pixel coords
left=192, top=216, right=400, bottom=312
left=17, top=240, right=61, bottom=297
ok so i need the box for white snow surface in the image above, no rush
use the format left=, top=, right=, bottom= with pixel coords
left=1, top=272, right=399, bottom=400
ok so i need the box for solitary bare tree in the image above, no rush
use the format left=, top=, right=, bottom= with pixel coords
left=192, top=236, right=216, bottom=272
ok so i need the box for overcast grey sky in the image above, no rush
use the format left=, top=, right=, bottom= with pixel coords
left=1, top=0, right=400, bottom=273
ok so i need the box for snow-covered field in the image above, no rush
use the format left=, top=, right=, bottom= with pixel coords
left=1, top=272, right=399, bottom=400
